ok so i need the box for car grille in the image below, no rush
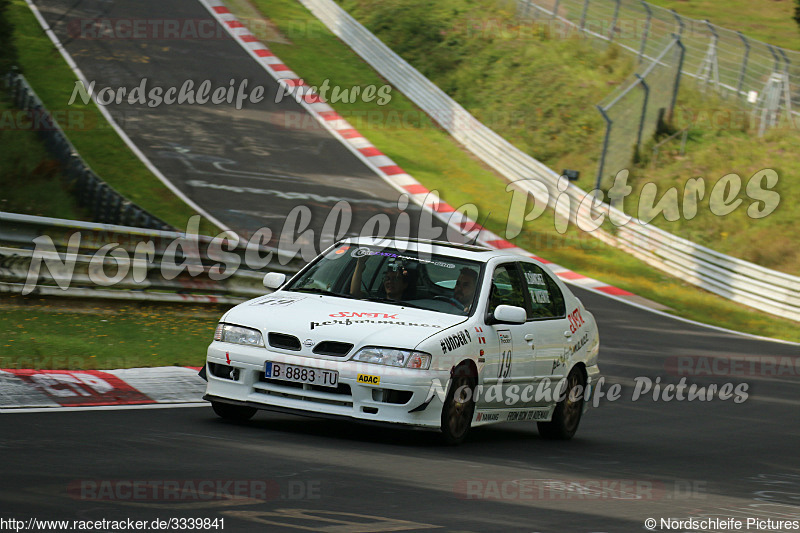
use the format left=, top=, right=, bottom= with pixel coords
left=312, top=341, right=353, bottom=357
left=267, top=332, right=301, bottom=351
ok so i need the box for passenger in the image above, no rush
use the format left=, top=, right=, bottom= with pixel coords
left=453, top=268, right=478, bottom=312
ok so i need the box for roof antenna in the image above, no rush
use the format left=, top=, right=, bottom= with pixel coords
left=466, top=211, right=491, bottom=246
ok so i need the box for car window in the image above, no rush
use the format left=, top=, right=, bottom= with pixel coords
left=487, top=263, right=526, bottom=315
left=284, top=243, right=483, bottom=316
left=520, top=262, right=566, bottom=319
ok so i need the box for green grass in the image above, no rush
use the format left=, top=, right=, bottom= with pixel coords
left=0, top=295, right=222, bottom=369
left=334, top=0, right=800, bottom=276
left=646, top=0, right=800, bottom=52
left=626, top=90, right=800, bottom=271
left=0, top=92, right=91, bottom=219
left=4, top=0, right=220, bottom=235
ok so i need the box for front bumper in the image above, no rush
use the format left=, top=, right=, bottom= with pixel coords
left=204, top=342, right=450, bottom=428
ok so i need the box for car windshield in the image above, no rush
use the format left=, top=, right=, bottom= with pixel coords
left=284, top=243, right=483, bottom=316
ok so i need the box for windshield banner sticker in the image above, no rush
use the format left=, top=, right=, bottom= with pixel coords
left=349, top=247, right=455, bottom=269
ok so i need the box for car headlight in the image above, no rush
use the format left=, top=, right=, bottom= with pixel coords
left=351, top=347, right=431, bottom=370
left=214, top=323, right=264, bottom=347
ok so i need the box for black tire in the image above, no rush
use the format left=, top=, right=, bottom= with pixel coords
left=537, top=368, right=585, bottom=440
left=440, top=366, right=476, bottom=445
left=211, top=401, right=257, bottom=422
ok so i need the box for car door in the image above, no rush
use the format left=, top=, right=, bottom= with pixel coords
left=479, top=262, right=536, bottom=409
left=518, top=261, right=571, bottom=401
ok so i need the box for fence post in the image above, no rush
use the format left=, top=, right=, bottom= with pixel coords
left=777, top=48, right=793, bottom=121
left=552, top=0, right=561, bottom=19
left=670, top=9, right=684, bottom=37
left=638, top=1, right=652, bottom=63
left=767, top=44, right=780, bottom=73
left=736, top=31, right=750, bottom=99
left=635, top=74, right=649, bottom=150
left=608, top=0, right=621, bottom=40
left=580, top=0, right=590, bottom=31
left=698, top=20, right=720, bottom=93
left=667, top=36, right=685, bottom=122
left=595, top=105, right=612, bottom=193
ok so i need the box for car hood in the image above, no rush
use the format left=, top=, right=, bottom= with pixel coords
left=224, top=291, right=467, bottom=355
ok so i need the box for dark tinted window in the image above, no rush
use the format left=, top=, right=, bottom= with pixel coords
left=488, top=263, right=526, bottom=314
left=520, top=262, right=566, bottom=319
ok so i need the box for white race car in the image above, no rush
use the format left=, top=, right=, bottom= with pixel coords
left=203, top=237, right=600, bottom=444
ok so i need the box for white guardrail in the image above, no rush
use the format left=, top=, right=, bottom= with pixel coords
left=0, top=212, right=303, bottom=305
left=297, top=0, right=800, bottom=322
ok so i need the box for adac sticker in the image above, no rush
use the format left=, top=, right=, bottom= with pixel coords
left=356, top=373, right=381, bottom=385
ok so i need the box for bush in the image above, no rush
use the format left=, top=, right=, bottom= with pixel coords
left=0, top=0, right=19, bottom=74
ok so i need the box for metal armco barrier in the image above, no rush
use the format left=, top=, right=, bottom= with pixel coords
left=3, top=70, right=172, bottom=231
left=296, top=0, right=800, bottom=322
left=0, top=212, right=305, bottom=304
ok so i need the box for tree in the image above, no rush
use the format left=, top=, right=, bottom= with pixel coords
left=0, top=0, right=20, bottom=75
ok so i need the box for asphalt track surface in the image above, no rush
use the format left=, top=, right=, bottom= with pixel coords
left=8, top=0, right=800, bottom=531
left=3, top=287, right=799, bottom=532
left=33, top=0, right=437, bottom=244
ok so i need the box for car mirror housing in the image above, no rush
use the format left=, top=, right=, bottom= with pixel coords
left=492, top=305, right=527, bottom=324
left=263, top=272, right=287, bottom=290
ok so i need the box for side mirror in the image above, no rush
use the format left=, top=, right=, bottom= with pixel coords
left=492, top=305, right=527, bottom=325
left=263, top=272, right=286, bottom=290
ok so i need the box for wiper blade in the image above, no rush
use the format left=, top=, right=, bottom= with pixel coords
left=289, top=287, right=353, bottom=298
left=362, top=297, right=426, bottom=310
left=362, top=296, right=393, bottom=303
left=396, top=301, right=429, bottom=311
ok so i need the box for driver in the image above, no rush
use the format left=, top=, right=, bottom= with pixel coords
left=382, top=266, right=410, bottom=300
left=350, top=257, right=412, bottom=300
left=452, top=268, right=478, bottom=312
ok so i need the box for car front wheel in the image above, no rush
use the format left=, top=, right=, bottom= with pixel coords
left=440, top=366, right=476, bottom=445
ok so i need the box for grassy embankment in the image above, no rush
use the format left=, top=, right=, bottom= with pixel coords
left=1, top=0, right=223, bottom=368
left=1, top=0, right=219, bottom=234
left=647, top=0, right=800, bottom=52
left=337, top=0, right=800, bottom=275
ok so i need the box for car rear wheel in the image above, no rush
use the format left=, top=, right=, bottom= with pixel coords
left=440, top=366, right=476, bottom=445
left=211, top=401, right=257, bottom=421
left=537, top=368, right=585, bottom=440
